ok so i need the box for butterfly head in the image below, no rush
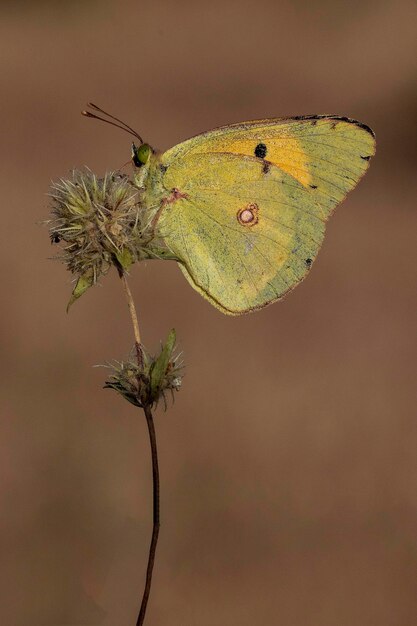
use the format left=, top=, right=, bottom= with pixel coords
left=131, top=142, right=152, bottom=168
left=81, top=103, right=153, bottom=170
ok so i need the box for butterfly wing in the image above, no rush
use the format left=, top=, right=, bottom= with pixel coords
left=157, top=116, right=375, bottom=315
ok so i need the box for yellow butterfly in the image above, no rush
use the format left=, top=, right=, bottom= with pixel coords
left=85, top=105, right=376, bottom=315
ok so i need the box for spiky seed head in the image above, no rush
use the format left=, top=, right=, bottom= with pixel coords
left=46, top=170, right=164, bottom=309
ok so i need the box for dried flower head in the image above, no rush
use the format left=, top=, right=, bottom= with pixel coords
left=47, top=170, right=166, bottom=309
left=104, top=330, right=183, bottom=409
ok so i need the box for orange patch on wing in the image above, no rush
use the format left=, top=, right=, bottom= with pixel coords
left=207, top=134, right=312, bottom=187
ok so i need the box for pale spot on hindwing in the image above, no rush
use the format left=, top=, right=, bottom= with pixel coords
left=237, top=203, right=259, bottom=226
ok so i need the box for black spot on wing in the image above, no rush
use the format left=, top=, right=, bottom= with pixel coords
left=309, top=184, right=318, bottom=189
left=360, top=155, right=371, bottom=161
left=262, top=161, right=271, bottom=174
left=255, top=143, right=267, bottom=158
left=305, top=258, right=312, bottom=266
left=160, top=164, right=168, bottom=173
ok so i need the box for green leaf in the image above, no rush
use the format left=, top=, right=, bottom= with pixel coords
left=66, top=272, right=94, bottom=312
left=115, top=247, right=134, bottom=270
left=150, top=329, right=176, bottom=400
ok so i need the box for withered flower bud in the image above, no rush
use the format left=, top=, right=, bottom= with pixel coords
left=104, top=330, right=183, bottom=409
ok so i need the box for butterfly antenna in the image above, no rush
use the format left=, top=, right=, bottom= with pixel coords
left=81, top=110, right=139, bottom=139
left=82, top=102, right=144, bottom=144
left=87, top=103, right=143, bottom=140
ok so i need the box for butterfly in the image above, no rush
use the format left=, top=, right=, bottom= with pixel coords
left=84, top=104, right=375, bottom=315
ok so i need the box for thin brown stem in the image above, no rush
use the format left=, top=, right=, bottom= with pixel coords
left=120, top=272, right=143, bottom=366
left=119, top=271, right=161, bottom=626
left=136, top=403, right=160, bottom=626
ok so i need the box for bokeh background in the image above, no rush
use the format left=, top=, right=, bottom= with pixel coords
left=1, top=1, right=416, bottom=625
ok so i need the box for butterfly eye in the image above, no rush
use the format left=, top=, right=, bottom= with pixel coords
left=132, top=142, right=152, bottom=167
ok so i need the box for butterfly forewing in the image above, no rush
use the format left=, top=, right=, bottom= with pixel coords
left=157, top=116, right=375, bottom=314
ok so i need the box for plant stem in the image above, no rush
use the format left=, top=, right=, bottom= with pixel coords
left=119, top=272, right=161, bottom=626
left=121, top=271, right=143, bottom=366
left=137, top=403, right=160, bottom=626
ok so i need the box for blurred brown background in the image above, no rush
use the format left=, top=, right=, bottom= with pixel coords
left=0, top=1, right=416, bottom=624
